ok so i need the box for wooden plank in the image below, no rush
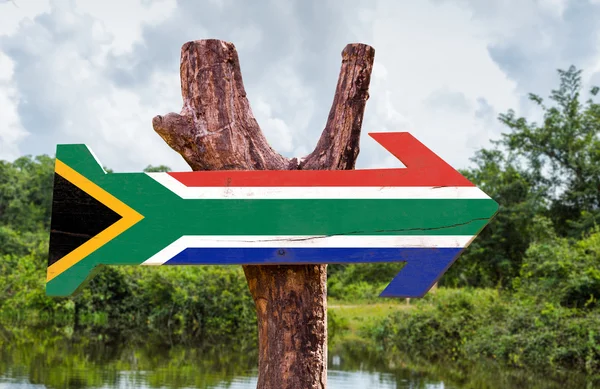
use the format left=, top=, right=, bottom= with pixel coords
left=45, top=132, right=498, bottom=298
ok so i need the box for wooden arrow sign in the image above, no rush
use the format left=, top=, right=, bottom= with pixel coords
left=46, top=132, right=498, bottom=297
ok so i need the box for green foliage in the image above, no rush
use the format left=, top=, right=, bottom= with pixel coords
left=0, top=225, right=47, bottom=257
left=368, top=288, right=600, bottom=378
left=445, top=65, right=600, bottom=288
left=514, top=227, right=600, bottom=309
left=444, top=150, right=543, bottom=287
left=0, top=155, right=54, bottom=232
left=127, top=265, right=256, bottom=343
left=498, top=65, right=600, bottom=237
left=1, top=259, right=257, bottom=345
left=347, top=227, right=600, bottom=379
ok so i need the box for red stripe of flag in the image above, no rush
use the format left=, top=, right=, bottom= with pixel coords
left=168, top=132, right=475, bottom=187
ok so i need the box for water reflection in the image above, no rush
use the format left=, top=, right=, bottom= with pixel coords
left=0, top=370, right=445, bottom=389
left=0, top=326, right=591, bottom=389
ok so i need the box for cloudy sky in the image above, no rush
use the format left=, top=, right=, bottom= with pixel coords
left=0, top=0, right=599, bottom=172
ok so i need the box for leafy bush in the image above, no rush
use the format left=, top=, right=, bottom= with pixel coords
left=514, top=228, right=600, bottom=309
left=0, top=246, right=257, bottom=345
left=367, top=287, right=600, bottom=377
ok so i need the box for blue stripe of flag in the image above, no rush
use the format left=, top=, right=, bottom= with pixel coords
left=164, top=247, right=463, bottom=297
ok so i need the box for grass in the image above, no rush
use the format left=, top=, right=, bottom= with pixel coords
left=327, top=298, right=412, bottom=345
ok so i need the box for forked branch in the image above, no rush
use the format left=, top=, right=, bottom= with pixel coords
left=152, top=39, right=374, bottom=172
left=152, top=38, right=375, bottom=389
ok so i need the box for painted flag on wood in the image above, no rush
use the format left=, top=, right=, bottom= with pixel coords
left=46, top=132, right=498, bottom=297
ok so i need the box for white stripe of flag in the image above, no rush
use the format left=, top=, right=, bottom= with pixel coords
left=146, top=173, right=490, bottom=200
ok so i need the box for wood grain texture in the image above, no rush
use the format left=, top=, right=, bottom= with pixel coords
left=152, top=39, right=375, bottom=389
left=152, top=40, right=289, bottom=171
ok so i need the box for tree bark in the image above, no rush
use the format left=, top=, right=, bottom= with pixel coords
left=153, top=39, right=374, bottom=389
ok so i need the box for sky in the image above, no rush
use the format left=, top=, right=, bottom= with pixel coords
left=1, top=0, right=599, bottom=172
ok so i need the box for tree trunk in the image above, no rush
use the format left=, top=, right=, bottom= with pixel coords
left=153, top=39, right=375, bottom=389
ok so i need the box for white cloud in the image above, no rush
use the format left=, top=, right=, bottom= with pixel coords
left=0, top=0, right=50, bottom=37
left=0, top=0, right=598, bottom=174
left=0, top=0, right=186, bottom=170
left=0, top=51, right=26, bottom=160
left=253, top=98, right=294, bottom=154
left=75, top=0, right=177, bottom=54
left=354, top=0, right=519, bottom=168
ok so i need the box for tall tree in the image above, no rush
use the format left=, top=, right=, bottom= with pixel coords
left=499, top=66, right=600, bottom=237
left=444, top=66, right=600, bottom=288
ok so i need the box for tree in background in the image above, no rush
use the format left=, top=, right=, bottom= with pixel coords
left=445, top=66, right=600, bottom=288
left=499, top=66, right=600, bottom=237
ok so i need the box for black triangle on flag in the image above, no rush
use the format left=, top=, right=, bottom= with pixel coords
left=48, top=173, right=123, bottom=267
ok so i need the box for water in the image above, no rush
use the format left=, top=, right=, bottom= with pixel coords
left=0, top=327, right=592, bottom=389
left=0, top=343, right=451, bottom=389
left=0, top=372, right=443, bottom=389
